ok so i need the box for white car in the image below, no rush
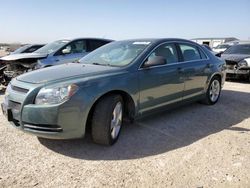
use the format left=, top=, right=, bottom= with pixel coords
left=213, top=44, right=231, bottom=53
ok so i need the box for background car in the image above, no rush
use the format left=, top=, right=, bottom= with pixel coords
left=1, top=38, right=226, bottom=146
left=220, top=44, right=250, bottom=81
left=11, top=44, right=45, bottom=54
left=202, top=44, right=213, bottom=51
left=0, top=38, right=113, bottom=86
left=35, top=38, right=113, bottom=68
left=213, top=44, right=231, bottom=53
left=202, top=44, right=218, bottom=55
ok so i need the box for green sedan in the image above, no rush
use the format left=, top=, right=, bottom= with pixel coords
left=1, top=38, right=226, bottom=145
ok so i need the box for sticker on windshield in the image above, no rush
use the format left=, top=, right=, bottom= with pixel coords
left=133, top=42, right=151, bottom=45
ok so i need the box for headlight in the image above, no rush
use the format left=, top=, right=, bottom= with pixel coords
left=34, top=60, right=42, bottom=70
left=35, top=84, right=79, bottom=105
left=238, top=60, right=248, bottom=67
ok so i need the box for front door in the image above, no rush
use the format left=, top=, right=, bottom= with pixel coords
left=138, top=42, right=185, bottom=114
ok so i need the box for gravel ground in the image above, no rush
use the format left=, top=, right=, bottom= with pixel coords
left=0, top=50, right=9, bottom=57
left=0, top=81, right=250, bottom=187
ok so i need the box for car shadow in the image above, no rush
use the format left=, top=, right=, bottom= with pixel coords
left=38, top=89, right=250, bottom=160
left=226, top=78, right=250, bottom=84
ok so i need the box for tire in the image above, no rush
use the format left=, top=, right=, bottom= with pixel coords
left=202, top=76, right=221, bottom=105
left=91, top=95, right=123, bottom=145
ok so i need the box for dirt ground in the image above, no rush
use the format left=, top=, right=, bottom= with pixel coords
left=0, top=81, right=250, bottom=187
left=0, top=50, right=8, bottom=57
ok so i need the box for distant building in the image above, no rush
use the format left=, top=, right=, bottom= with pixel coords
left=191, top=37, right=238, bottom=48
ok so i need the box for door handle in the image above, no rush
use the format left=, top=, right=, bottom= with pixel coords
left=177, top=67, right=184, bottom=73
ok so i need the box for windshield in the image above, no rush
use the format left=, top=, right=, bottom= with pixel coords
left=215, top=44, right=230, bottom=49
left=12, top=45, right=30, bottom=54
left=35, top=40, right=69, bottom=54
left=223, top=44, right=250, bottom=55
left=79, top=41, right=150, bottom=67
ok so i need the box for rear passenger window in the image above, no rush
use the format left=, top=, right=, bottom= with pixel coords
left=199, top=48, right=208, bottom=59
left=88, top=40, right=108, bottom=52
left=148, top=43, right=179, bottom=64
left=179, top=44, right=201, bottom=61
left=72, top=40, right=87, bottom=53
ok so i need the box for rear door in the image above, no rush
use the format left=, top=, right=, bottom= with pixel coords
left=177, top=43, right=211, bottom=99
left=138, top=42, right=185, bottom=114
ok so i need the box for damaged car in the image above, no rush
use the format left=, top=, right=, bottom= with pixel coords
left=212, top=44, right=231, bottom=54
left=220, top=44, right=250, bottom=81
left=0, top=44, right=44, bottom=83
left=0, top=38, right=112, bottom=86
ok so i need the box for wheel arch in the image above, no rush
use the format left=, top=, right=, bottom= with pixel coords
left=206, top=72, right=222, bottom=91
left=86, top=90, right=136, bottom=130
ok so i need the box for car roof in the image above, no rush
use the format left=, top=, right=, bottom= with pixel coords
left=61, top=38, right=114, bottom=42
left=117, top=38, right=199, bottom=45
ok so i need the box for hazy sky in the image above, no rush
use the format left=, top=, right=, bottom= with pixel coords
left=0, top=0, right=249, bottom=43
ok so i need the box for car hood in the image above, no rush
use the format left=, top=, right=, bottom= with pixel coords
left=221, top=54, right=250, bottom=63
left=16, top=63, right=121, bottom=84
left=0, top=52, right=47, bottom=61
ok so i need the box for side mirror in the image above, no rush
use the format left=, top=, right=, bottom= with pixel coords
left=143, top=56, right=166, bottom=68
left=62, top=48, right=71, bottom=55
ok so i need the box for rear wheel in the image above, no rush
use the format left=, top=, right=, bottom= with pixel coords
left=91, top=95, right=123, bottom=145
left=202, top=76, right=221, bottom=105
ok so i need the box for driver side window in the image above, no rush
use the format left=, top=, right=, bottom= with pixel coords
left=148, top=43, right=179, bottom=64
left=59, top=40, right=86, bottom=55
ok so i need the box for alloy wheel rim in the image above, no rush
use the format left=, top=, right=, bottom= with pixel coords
left=110, top=102, right=123, bottom=139
left=209, top=80, right=220, bottom=102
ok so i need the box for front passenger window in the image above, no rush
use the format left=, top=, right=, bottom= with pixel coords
left=148, top=43, right=178, bottom=64
left=61, top=40, right=86, bottom=55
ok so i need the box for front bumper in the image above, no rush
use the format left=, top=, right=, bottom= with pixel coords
left=226, top=66, right=250, bottom=77
left=226, top=61, right=250, bottom=77
left=1, top=80, right=89, bottom=139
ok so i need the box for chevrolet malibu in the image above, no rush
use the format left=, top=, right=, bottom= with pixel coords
left=1, top=39, right=226, bottom=145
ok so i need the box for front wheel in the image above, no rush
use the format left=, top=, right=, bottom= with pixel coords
left=91, top=95, right=123, bottom=145
left=202, top=76, right=221, bottom=105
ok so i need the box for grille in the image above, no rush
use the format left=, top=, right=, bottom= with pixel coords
left=225, top=60, right=237, bottom=65
left=226, top=64, right=236, bottom=70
